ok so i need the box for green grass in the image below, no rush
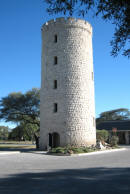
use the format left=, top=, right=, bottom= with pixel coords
left=0, top=141, right=36, bottom=150
left=0, top=144, right=36, bottom=149
left=0, top=140, right=33, bottom=144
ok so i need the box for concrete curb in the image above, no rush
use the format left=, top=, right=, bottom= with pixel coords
left=71, top=148, right=127, bottom=156
left=0, top=151, right=20, bottom=155
left=0, top=148, right=127, bottom=156
left=48, top=148, right=127, bottom=157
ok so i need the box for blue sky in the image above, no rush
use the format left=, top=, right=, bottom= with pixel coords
left=0, top=0, right=130, bottom=128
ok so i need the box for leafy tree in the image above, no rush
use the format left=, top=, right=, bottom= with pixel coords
left=44, top=0, right=130, bottom=57
left=0, top=88, right=40, bottom=127
left=0, top=126, right=9, bottom=140
left=96, top=129, right=109, bottom=143
left=0, top=88, right=40, bottom=147
left=8, top=126, right=24, bottom=141
left=8, top=123, right=39, bottom=141
left=96, top=108, right=130, bottom=124
left=21, top=122, right=39, bottom=141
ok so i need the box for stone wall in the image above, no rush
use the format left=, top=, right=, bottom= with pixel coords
left=40, top=17, right=96, bottom=149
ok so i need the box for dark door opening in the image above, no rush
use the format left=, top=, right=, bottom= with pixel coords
left=52, top=132, right=60, bottom=148
left=49, top=132, right=60, bottom=148
left=49, top=133, right=52, bottom=147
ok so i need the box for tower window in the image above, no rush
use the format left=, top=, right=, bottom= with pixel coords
left=54, top=35, right=57, bottom=43
left=54, top=56, right=58, bottom=65
left=54, top=80, right=57, bottom=89
left=93, top=117, right=95, bottom=127
left=92, top=72, right=94, bottom=80
left=54, top=103, right=58, bottom=113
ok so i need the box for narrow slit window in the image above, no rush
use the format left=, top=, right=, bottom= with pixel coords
left=54, top=35, right=57, bottom=43
left=93, top=117, right=95, bottom=127
left=54, top=80, right=57, bottom=89
left=92, top=72, right=94, bottom=80
left=54, top=56, right=58, bottom=65
left=54, top=103, right=58, bottom=113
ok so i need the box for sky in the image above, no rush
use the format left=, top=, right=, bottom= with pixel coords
left=0, top=0, right=130, bottom=128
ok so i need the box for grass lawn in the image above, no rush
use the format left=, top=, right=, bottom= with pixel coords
left=0, top=140, right=33, bottom=144
left=0, top=141, right=36, bottom=150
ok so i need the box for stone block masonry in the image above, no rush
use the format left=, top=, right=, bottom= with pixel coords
left=40, top=17, right=96, bottom=150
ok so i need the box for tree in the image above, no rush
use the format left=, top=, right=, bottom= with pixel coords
left=8, top=123, right=39, bottom=141
left=22, top=123, right=39, bottom=141
left=0, top=126, right=9, bottom=140
left=96, top=108, right=130, bottom=124
left=0, top=88, right=40, bottom=147
left=0, top=88, right=40, bottom=126
left=8, top=126, right=24, bottom=141
left=44, top=0, right=130, bottom=57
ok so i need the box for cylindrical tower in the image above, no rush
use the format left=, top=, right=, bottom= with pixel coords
left=40, top=17, right=96, bottom=150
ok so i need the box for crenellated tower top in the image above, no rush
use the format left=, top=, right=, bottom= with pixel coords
left=41, top=17, right=92, bottom=34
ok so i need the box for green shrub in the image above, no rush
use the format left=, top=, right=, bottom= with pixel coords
left=109, top=136, right=119, bottom=146
left=71, top=147, right=85, bottom=153
left=51, top=147, right=66, bottom=153
left=96, top=129, right=109, bottom=143
left=82, top=147, right=96, bottom=153
left=50, top=146, right=98, bottom=154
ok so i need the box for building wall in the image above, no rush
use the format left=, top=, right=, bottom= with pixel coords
left=40, top=17, right=96, bottom=149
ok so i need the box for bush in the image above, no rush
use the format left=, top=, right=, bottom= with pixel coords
left=109, top=136, right=119, bottom=146
left=96, top=129, right=109, bottom=144
left=51, top=147, right=66, bottom=153
left=70, top=147, right=85, bottom=154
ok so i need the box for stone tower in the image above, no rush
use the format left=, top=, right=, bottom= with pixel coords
left=40, top=17, right=96, bottom=150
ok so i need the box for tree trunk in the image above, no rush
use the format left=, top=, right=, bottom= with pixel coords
left=34, top=133, right=39, bottom=149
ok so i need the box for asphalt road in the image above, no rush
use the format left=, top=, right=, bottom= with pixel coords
left=0, top=148, right=130, bottom=194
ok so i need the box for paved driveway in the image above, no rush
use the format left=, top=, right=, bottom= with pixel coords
left=0, top=148, right=130, bottom=194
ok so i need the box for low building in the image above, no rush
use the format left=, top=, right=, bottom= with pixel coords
left=97, top=120, right=130, bottom=144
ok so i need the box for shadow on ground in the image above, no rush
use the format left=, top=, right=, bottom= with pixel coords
left=0, top=167, right=130, bottom=194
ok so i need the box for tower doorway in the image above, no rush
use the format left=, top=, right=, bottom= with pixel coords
left=48, top=132, right=60, bottom=148
left=49, top=133, right=52, bottom=147
left=53, top=132, right=60, bottom=148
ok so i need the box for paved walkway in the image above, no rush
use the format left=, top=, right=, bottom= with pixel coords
left=0, top=147, right=130, bottom=194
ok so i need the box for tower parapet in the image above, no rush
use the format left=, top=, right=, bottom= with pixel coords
left=41, top=17, right=92, bottom=34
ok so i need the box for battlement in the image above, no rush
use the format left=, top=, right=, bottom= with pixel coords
left=41, top=17, right=92, bottom=33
